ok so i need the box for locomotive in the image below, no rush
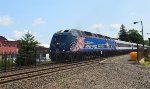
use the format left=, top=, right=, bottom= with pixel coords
left=50, top=29, right=145, bottom=62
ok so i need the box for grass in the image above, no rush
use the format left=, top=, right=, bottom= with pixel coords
left=145, top=57, right=150, bottom=62
left=140, top=57, right=150, bottom=67
left=0, top=58, right=14, bottom=68
left=0, top=59, right=3, bottom=66
left=141, top=61, right=150, bottom=67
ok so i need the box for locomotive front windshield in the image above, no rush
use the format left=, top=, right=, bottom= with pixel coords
left=50, top=33, right=74, bottom=52
left=52, top=35, right=68, bottom=45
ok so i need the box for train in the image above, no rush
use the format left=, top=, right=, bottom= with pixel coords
left=50, top=29, right=149, bottom=62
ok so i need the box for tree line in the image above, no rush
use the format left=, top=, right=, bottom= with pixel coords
left=119, top=24, right=149, bottom=45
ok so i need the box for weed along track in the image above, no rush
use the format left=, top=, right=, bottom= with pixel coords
left=0, top=58, right=104, bottom=84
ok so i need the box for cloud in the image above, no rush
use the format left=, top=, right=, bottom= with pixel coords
left=0, top=16, right=12, bottom=26
left=110, top=24, right=121, bottom=31
left=92, top=23, right=103, bottom=30
left=91, top=23, right=103, bottom=33
left=13, top=30, right=27, bottom=39
left=108, top=34, right=118, bottom=38
left=13, top=30, right=37, bottom=39
left=7, top=38, right=15, bottom=41
left=32, top=17, right=45, bottom=26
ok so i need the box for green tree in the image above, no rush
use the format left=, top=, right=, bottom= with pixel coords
left=144, top=40, right=149, bottom=45
left=128, top=29, right=143, bottom=44
left=118, top=24, right=129, bottom=41
left=16, top=32, right=39, bottom=66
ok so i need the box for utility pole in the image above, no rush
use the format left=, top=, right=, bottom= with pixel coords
left=133, top=21, right=144, bottom=48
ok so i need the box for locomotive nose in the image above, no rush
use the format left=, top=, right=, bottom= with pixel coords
left=50, top=33, right=74, bottom=52
left=55, top=44, right=70, bottom=52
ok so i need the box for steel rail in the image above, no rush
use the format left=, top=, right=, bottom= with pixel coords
left=0, top=58, right=104, bottom=84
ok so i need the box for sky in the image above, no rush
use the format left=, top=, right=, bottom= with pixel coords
left=0, top=0, right=150, bottom=47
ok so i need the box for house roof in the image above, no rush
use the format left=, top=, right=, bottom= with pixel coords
left=0, top=36, right=7, bottom=40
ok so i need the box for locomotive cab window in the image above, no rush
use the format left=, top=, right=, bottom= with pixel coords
left=84, top=31, right=92, bottom=37
left=64, top=30, right=69, bottom=32
left=97, top=34, right=103, bottom=38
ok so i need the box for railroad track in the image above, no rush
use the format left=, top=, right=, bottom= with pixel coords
left=0, top=58, right=104, bottom=84
left=0, top=62, right=58, bottom=73
left=0, top=63, right=64, bottom=77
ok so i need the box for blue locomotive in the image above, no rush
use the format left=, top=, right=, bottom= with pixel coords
left=50, top=29, right=116, bottom=51
left=50, top=29, right=136, bottom=62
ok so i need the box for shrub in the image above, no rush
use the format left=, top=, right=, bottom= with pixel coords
left=16, top=32, right=38, bottom=66
left=15, top=52, right=36, bottom=66
left=145, top=58, right=150, bottom=62
left=0, top=59, right=14, bottom=68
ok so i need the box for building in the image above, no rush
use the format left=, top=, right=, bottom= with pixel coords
left=0, top=36, right=17, bottom=54
left=36, top=44, right=50, bottom=60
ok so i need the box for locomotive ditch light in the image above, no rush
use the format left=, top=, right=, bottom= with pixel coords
left=57, top=43, right=60, bottom=45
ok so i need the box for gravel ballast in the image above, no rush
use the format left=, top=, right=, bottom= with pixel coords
left=1, top=55, right=150, bottom=89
